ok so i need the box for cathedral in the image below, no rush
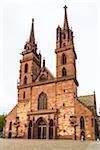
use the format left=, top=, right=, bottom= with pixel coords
left=3, top=5, right=98, bottom=140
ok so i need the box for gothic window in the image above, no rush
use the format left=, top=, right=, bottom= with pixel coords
left=62, top=67, right=67, bottom=77
left=62, top=53, right=66, bottom=64
left=80, top=116, right=85, bottom=129
left=24, top=76, right=27, bottom=84
left=23, top=91, right=25, bottom=99
left=37, top=118, right=46, bottom=126
left=63, top=33, right=66, bottom=39
left=9, top=122, right=12, bottom=130
left=24, top=63, right=28, bottom=73
left=38, top=92, right=48, bottom=110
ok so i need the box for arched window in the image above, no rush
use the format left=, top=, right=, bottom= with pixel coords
left=23, top=91, right=25, bottom=99
left=80, top=116, right=85, bottom=129
left=9, top=122, right=12, bottom=130
left=63, top=33, right=66, bottom=39
left=24, top=76, right=27, bottom=84
left=24, top=63, right=28, bottom=73
left=62, top=67, right=67, bottom=77
left=38, top=92, right=48, bottom=110
left=62, top=53, right=66, bottom=64
left=36, top=117, right=46, bottom=126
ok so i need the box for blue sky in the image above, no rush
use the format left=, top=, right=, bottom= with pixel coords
left=0, top=0, right=100, bottom=114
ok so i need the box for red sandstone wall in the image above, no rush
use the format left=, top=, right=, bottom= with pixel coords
left=4, top=105, right=17, bottom=138
left=75, top=100, right=94, bottom=140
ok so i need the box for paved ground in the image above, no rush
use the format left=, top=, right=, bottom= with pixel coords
left=0, top=139, right=100, bottom=150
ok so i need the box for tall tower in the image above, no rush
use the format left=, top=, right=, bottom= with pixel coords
left=16, top=19, right=42, bottom=138
left=55, top=6, right=77, bottom=81
left=18, top=18, right=41, bottom=102
left=55, top=6, right=78, bottom=139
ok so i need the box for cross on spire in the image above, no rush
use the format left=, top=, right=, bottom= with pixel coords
left=63, top=5, right=69, bottom=30
left=64, top=5, right=67, bottom=9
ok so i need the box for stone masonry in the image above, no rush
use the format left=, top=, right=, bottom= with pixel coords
left=3, top=5, right=98, bottom=140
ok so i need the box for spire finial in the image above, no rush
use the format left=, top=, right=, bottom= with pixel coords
left=64, top=5, right=67, bottom=9
left=32, top=18, right=34, bottom=22
left=29, top=18, right=35, bottom=44
left=63, top=5, right=69, bottom=30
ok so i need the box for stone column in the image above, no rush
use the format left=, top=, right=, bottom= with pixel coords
left=24, top=123, right=28, bottom=139
left=31, top=122, right=34, bottom=139
left=53, top=117, right=57, bottom=139
left=53, top=125, right=55, bottom=139
left=46, top=122, right=49, bottom=139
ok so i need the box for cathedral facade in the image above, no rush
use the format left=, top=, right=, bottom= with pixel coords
left=3, top=6, right=98, bottom=140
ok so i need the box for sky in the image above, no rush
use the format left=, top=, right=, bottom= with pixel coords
left=0, top=0, right=100, bottom=115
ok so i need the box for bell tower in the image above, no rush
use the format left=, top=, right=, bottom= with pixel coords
left=19, top=19, right=41, bottom=86
left=55, top=6, right=77, bottom=81
left=18, top=19, right=41, bottom=102
left=55, top=6, right=78, bottom=139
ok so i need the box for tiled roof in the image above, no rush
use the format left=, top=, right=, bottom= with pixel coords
left=78, top=95, right=94, bottom=108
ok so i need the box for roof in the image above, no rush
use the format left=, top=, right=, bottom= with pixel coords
left=78, top=95, right=94, bottom=108
left=5, top=104, right=17, bottom=118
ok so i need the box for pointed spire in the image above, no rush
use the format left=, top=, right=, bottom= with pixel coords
left=93, top=91, right=96, bottom=106
left=29, top=18, right=35, bottom=44
left=43, top=57, right=45, bottom=68
left=63, top=5, right=69, bottom=30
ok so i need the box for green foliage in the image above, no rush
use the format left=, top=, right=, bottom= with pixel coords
left=0, top=114, right=5, bottom=132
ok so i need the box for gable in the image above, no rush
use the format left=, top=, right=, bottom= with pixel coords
left=5, top=105, right=17, bottom=121
left=35, top=67, right=55, bottom=83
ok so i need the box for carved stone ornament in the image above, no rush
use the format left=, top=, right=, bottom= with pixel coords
left=39, top=73, right=48, bottom=81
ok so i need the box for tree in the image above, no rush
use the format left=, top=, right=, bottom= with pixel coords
left=0, top=114, right=5, bottom=132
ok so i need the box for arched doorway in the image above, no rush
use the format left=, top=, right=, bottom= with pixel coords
left=80, top=131, right=85, bottom=141
left=8, top=132, right=12, bottom=138
left=28, top=120, right=32, bottom=139
left=36, top=117, right=47, bottom=139
left=49, top=119, right=53, bottom=139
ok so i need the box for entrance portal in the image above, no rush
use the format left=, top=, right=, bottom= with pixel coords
left=37, top=117, right=47, bottom=139
left=8, top=132, right=12, bottom=138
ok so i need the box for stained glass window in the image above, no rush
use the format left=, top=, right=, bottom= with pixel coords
left=80, top=116, right=85, bottom=129
left=38, top=92, right=48, bottom=110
